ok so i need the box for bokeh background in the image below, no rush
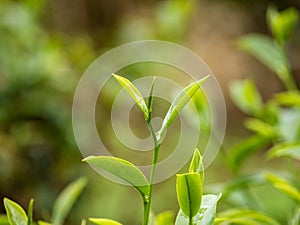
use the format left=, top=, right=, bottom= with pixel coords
left=0, top=0, right=300, bottom=224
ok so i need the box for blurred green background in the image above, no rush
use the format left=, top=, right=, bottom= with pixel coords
left=0, top=0, right=299, bottom=224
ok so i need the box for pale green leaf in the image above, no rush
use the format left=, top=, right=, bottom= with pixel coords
left=189, top=148, right=204, bottom=183
left=27, top=199, right=34, bottom=225
left=265, top=173, right=300, bottom=203
left=267, top=142, right=300, bottom=160
left=244, top=118, right=278, bottom=138
left=155, top=211, right=174, bottom=225
left=216, top=209, right=280, bottom=225
left=3, top=198, right=28, bottom=225
left=229, top=79, right=263, bottom=116
left=52, top=177, right=87, bottom=225
left=83, top=156, right=149, bottom=196
left=112, top=74, right=148, bottom=120
left=157, top=75, right=209, bottom=143
left=176, top=173, right=202, bottom=218
left=237, top=34, right=295, bottom=90
left=175, top=194, right=222, bottom=225
left=89, top=218, right=122, bottom=225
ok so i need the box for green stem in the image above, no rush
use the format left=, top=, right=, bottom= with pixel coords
left=143, top=122, right=160, bottom=225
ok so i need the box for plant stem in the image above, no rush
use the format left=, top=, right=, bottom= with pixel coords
left=143, top=122, right=160, bottom=225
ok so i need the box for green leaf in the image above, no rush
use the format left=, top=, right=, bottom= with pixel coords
left=267, top=6, right=299, bottom=43
left=189, top=148, right=204, bottom=183
left=155, top=211, right=174, bottom=225
left=278, top=108, right=300, bottom=142
left=244, top=118, right=278, bottom=138
left=290, top=207, right=300, bottom=225
left=38, top=222, right=52, bottom=225
left=215, top=209, right=280, bottom=225
left=83, top=156, right=149, bottom=196
left=176, top=173, right=202, bottom=219
left=81, top=219, right=86, bottom=225
left=112, top=74, right=148, bottom=120
left=175, top=194, right=222, bottom=225
left=52, top=177, right=87, bottom=225
left=3, top=198, right=28, bottom=225
left=89, top=218, right=122, bottom=225
left=267, top=142, right=300, bottom=161
left=147, top=76, right=156, bottom=123
left=265, top=173, right=300, bottom=203
left=229, top=79, right=263, bottom=116
left=27, top=199, right=34, bottom=225
left=275, top=91, right=300, bottom=107
left=227, top=135, right=272, bottom=173
left=237, top=34, right=295, bottom=90
left=0, top=214, right=10, bottom=225
left=157, top=75, right=209, bottom=143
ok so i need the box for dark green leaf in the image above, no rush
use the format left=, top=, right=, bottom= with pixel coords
left=89, top=218, right=122, bottom=225
left=3, top=198, right=28, bottom=225
left=27, top=199, right=34, bottom=225
left=52, top=177, right=87, bottom=225
left=157, top=75, right=209, bottom=143
left=112, top=74, right=148, bottom=120
left=83, top=156, right=149, bottom=196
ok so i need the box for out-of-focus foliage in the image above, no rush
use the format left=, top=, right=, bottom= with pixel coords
left=223, top=5, right=300, bottom=224
left=0, top=0, right=95, bottom=211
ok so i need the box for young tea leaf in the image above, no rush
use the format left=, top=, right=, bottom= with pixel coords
left=275, top=91, right=300, bottom=107
left=265, top=173, right=300, bottom=203
left=3, top=198, right=28, bottom=225
left=267, top=142, right=300, bottom=161
left=189, top=148, right=204, bottom=183
left=89, top=218, right=123, bottom=225
left=112, top=74, right=148, bottom=121
left=52, top=177, right=87, bottom=225
left=27, top=199, right=34, bottom=225
left=244, top=118, right=278, bottom=138
left=147, top=76, right=156, bottom=123
left=155, top=211, right=174, bottom=225
left=175, top=194, right=222, bottom=225
left=157, top=75, right=209, bottom=143
left=83, top=156, right=149, bottom=196
left=38, top=221, right=52, bottom=225
left=176, top=173, right=202, bottom=219
left=229, top=79, right=263, bottom=116
left=267, top=6, right=299, bottom=43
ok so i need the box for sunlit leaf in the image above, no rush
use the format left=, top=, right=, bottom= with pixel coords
left=83, top=156, right=149, bottom=196
left=215, top=209, right=280, bottom=225
left=155, top=211, right=174, bottom=225
left=229, top=79, right=263, bottom=116
left=265, top=173, right=300, bottom=203
left=244, top=118, right=278, bottom=138
left=89, top=218, right=122, bottom=225
left=0, top=214, right=10, bottom=225
left=175, top=194, right=222, bottom=225
left=157, top=75, right=209, bottom=143
left=275, top=91, right=300, bottom=107
left=38, top=221, right=52, bottom=225
left=267, top=142, right=300, bottom=160
left=3, top=198, right=28, bottom=225
left=112, top=74, right=148, bottom=120
left=267, top=6, right=299, bottom=43
left=189, top=148, right=204, bottom=183
left=176, top=173, right=202, bottom=218
left=52, top=177, right=87, bottom=225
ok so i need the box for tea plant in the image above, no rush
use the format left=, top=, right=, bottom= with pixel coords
left=221, top=5, right=300, bottom=224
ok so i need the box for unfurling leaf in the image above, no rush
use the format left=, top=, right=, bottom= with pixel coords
left=189, top=148, right=204, bottom=183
